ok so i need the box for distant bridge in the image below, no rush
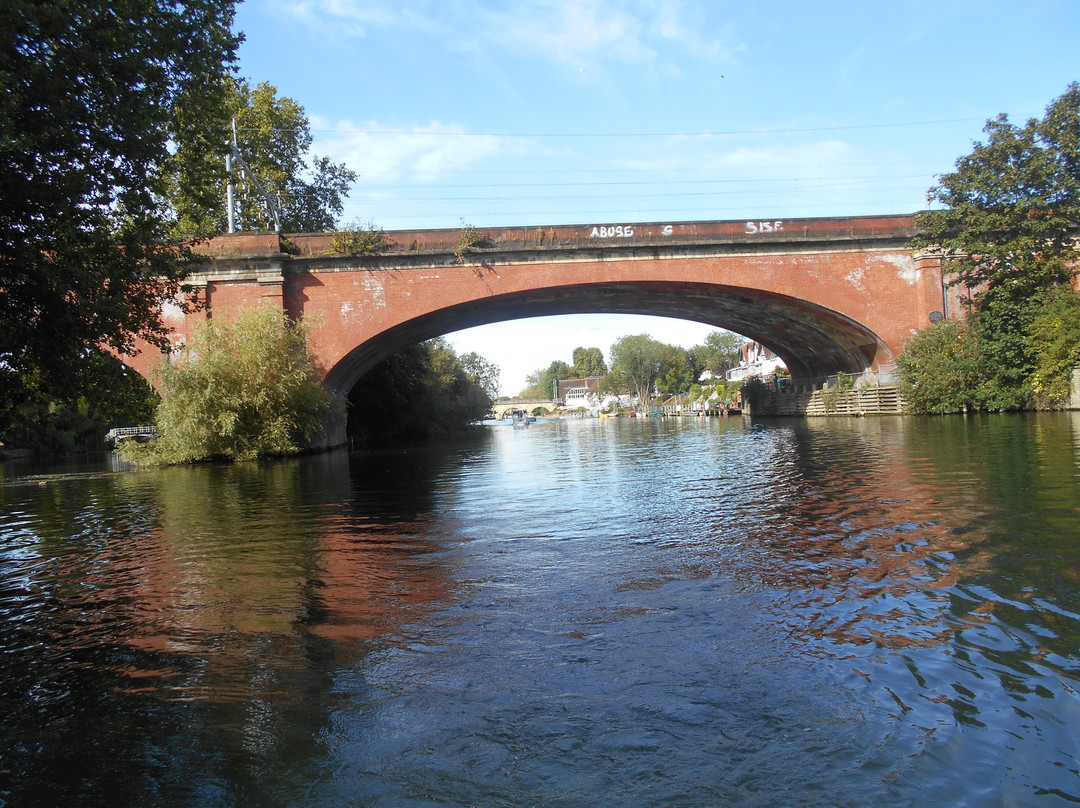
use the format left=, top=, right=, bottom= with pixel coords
left=122, top=213, right=955, bottom=446
left=490, top=401, right=560, bottom=419
left=105, top=425, right=158, bottom=445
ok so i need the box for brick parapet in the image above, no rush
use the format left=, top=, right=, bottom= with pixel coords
left=196, top=214, right=919, bottom=262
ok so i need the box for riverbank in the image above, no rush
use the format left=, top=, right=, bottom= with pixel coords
left=746, top=368, right=1080, bottom=417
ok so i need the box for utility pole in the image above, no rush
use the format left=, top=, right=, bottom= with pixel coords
left=225, top=118, right=282, bottom=233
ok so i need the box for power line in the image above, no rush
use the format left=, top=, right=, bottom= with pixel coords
left=293, top=117, right=981, bottom=138
left=353, top=173, right=932, bottom=193
left=347, top=159, right=950, bottom=177
left=344, top=189, right=929, bottom=217
left=349, top=177, right=932, bottom=204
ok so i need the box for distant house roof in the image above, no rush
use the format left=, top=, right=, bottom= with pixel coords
left=555, top=376, right=605, bottom=402
left=726, top=340, right=786, bottom=382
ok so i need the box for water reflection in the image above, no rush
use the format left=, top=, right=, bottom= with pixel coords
left=2, top=415, right=1080, bottom=806
left=0, top=447, right=473, bottom=806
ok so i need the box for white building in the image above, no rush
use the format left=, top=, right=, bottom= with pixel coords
left=725, top=341, right=786, bottom=382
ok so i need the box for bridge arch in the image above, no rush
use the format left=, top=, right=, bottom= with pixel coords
left=321, top=281, right=889, bottom=397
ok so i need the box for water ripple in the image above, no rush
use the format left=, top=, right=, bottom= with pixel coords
left=3, top=416, right=1080, bottom=805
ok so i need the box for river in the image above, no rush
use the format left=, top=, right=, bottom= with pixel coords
left=2, top=413, right=1080, bottom=806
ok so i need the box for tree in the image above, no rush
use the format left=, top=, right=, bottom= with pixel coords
left=1, top=349, right=159, bottom=453
left=169, top=79, right=357, bottom=235
left=129, top=306, right=342, bottom=463
left=347, top=339, right=496, bottom=447
left=1027, top=285, right=1080, bottom=407
left=656, top=345, right=694, bottom=394
left=520, top=361, right=570, bottom=400
left=607, top=334, right=667, bottom=404
left=910, top=84, right=1080, bottom=408
left=460, top=352, right=501, bottom=400
left=688, top=330, right=744, bottom=381
left=704, top=330, right=746, bottom=373
left=1, top=0, right=241, bottom=425
left=570, top=347, right=607, bottom=378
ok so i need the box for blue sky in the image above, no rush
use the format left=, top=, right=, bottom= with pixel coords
left=232, top=0, right=1080, bottom=394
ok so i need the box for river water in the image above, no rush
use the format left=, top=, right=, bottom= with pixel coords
left=3, top=413, right=1080, bottom=807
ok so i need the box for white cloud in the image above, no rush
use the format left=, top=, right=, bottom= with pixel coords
left=473, top=0, right=655, bottom=67
left=310, top=117, right=541, bottom=180
left=267, top=0, right=740, bottom=70
left=647, top=0, right=740, bottom=62
left=265, top=0, right=434, bottom=39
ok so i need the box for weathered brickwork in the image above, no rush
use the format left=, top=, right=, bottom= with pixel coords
left=125, top=214, right=948, bottom=396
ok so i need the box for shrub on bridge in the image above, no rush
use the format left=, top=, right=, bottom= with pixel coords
left=328, top=220, right=387, bottom=256
left=122, top=306, right=342, bottom=464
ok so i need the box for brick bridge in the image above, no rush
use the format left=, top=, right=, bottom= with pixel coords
left=126, top=213, right=950, bottom=439
left=490, top=401, right=561, bottom=419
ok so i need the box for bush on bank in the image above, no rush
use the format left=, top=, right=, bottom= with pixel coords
left=122, top=306, right=342, bottom=464
left=898, top=287, right=1080, bottom=413
left=897, top=321, right=988, bottom=413
left=1027, top=286, right=1080, bottom=407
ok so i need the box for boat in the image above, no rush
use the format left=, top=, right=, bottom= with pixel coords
left=511, top=409, right=535, bottom=427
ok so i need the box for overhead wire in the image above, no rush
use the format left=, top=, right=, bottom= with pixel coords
left=269, top=116, right=982, bottom=138
left=230, top=117, right=958, bottom=226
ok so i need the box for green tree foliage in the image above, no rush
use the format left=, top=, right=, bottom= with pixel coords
left=459, top=352, right=501, bottom=400
left=909, top=84, right=1080, bottom=409
left=656, top=345, right=694, bottom=394
left=569, top=347, right=607, bottom=378
left=347, top=338, right=496, bottom=447
left=1, top=0, right=241, bottom=420
left=1027, top=285, right=1080, bottom=407
left=695, top=330, right=745, bottom=375
left=2, top=350, right=158, bottom=453
left=897, top=322, right=987, bottom=413
left=607, top=334, right=667, bottom=403
left=170, top=79, right=357, bottom=235
left=128, top=306, right=341, bottom=463
left=520, top=361, right=570, bottom=399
